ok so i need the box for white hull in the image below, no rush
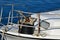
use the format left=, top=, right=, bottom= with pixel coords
left=1, top=29, right=60, bottom=40
left=5, top=30, right=60, bottom=40
left=0, top=25, right=39, bottom=40
left=0, top=24, right=60, bottom=40
left=5, top=35, right=38, bottom=40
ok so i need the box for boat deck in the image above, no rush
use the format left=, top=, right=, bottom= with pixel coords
left=0, top=24, right=60, bottom=39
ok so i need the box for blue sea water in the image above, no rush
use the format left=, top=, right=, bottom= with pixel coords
left=0, top=0, right=60, bottom=24
left=0, top=0, right=60, bottom=25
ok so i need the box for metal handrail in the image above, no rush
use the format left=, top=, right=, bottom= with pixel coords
left=0, top=6, right=3, bottom=22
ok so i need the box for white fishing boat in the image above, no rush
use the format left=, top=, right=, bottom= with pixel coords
left=0, top=4, right=60, bottom=40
